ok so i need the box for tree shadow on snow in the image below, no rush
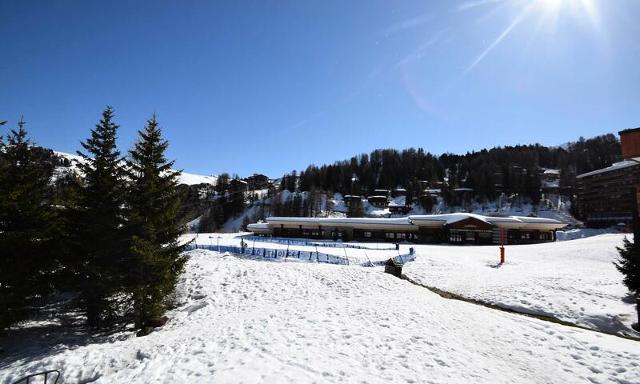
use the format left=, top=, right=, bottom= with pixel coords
left=0, top=294, right=134, bottom=368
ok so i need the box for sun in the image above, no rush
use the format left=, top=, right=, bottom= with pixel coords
left=464, top=0, right=604, bottom=73
left=538, top=0, right=563, bottom=12
left=534, top=0, right=602, bottom=33
left=536, top=0, right=600, bottom=22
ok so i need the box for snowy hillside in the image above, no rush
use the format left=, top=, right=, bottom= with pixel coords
left=54, top=151, right=218, bottom=186
left=2, top=246, right=639, bottom=384
left=403, top=234, right=639, bottom=337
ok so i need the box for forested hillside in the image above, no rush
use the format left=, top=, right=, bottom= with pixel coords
left=279, top=134, right=620, bottom=206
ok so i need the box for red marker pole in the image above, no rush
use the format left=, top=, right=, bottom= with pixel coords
left=500, top=229, right=506, bottom=264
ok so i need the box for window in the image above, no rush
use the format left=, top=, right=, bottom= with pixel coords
left=385, top=232, right=395, bottom=239
left=397, top=233, right=406, bottom=240
left=364, top=231, right=372, bottom=238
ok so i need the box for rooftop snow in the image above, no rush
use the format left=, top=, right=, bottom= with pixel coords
left=576, top=158, right=640, bottom=178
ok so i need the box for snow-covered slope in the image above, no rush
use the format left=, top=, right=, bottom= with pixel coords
left=175, top=171, right=217, bottom=186
left=54, top=151, right=217, bottom=186
left=2, top=246, right=639, bottom=384
left=403, top=234, right=638, bottom=337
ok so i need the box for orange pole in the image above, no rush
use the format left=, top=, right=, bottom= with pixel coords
left=500, top=228, right=505, bottom=264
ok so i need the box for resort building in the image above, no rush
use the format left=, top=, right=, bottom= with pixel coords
left=576, top=128, right=640, bottom=228
left=247, top=213, right=566, bottom=245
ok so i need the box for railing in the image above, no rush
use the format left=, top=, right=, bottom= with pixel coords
left=11, top=370, right=60, bottom=384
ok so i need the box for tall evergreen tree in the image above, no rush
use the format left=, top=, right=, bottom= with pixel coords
left=615, top=237, right=640, bottom=331
left=0, top=120, right=58, bottom=331
left=72, top=107, right=127, bottom=328
left=615, top=189, right=640, bottom=332
left=125, top=115, right=186, bottom=335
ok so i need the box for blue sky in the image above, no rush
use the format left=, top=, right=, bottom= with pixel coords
left=1, top=0, right=639, bottom=177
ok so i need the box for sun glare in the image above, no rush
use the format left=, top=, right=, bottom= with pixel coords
left=536, top=0, right=600, bottom=24
left=465, top=0, right=604, bottom=73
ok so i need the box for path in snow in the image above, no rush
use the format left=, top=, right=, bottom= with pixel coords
left=403, top=234, right=639, bottom=337
left=2, top=249, right=639, bottom=384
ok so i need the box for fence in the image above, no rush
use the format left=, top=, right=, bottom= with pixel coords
left=240, top=235, right=397, bottom=250
left=186, top=243, right=415, bottom=267
left=187, top=244, right=350, bottom=265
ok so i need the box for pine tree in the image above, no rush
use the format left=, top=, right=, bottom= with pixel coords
left=72, top=107, right=127, bottom=329
left=615, top=237, right=640, bottom=331
left=0, top=120, right=58, bottom=331
left=125, top=115, right=186, bottom=335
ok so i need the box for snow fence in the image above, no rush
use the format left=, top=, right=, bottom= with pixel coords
left=185, top=243, right=414, bottom=267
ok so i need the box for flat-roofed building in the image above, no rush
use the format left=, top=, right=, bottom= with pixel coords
left=247, top=213, right=566, bottom=245
left=576, top=128, right=640, bottom=228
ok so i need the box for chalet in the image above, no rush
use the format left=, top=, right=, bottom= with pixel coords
left=391, top=188, right=407, bottom=197
left=244, top=173, right=270, bottom=190
left=541, top=169, right=561, bottom=194
left=343, top=195, right=362, bottom=207
left=373, top=189, right=390, bottom=197
left=577, top=128, right=640, bottom=228
left=388, top=203, right=411, bottom=215
left=367, top=195, right=389, bottom=208
left=247, top=213, right=566, bottom=245
left=230, top=178, right=248, bottom=191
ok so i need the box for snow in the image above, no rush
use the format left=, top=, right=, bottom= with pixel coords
left=403, top=234, right=639, bottom=337
left=54, top=151, right=218, bottom=186
left=2, top=245, right=639, bottom=384
left=388, top=196, right=406, bottom=207
left=221, top=205, right=259, bottom=232
left=557, top=228, right=624, bottom=241
left=176, top=172, right=218, bottom=186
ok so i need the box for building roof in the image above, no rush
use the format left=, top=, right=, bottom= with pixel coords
left=576, top=158, right=640, bottom=178
left=250, top=213, right=567, bottom=233
left=265, top=216, right=416, bottom=231
left=619, top=127, right=640, bottom=135
left=410, top=213, right=490, bottom=225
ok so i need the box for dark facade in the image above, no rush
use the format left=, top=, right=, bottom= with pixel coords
left=576, top=163, right=640, bottom=228
left=389, top=205, right=411, bottom=214
left=244, top=174, right=270, bottom=190
left=368, top=196, right=388, bottom=208
left=576, top=128, right=640, bottom=228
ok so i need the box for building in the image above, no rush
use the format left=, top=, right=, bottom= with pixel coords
left=391, top=188, right=407, bottom=197
left=344, top=195, right=362, bottom=206
left=388, top=200, right=411, bottom=215
left=244, top=173, right=270, bottom=190
left=247, top=213, right=566, bottom=245
left=230, top=178, right=248, bottom=191
left=576, top=128, right=640, bottom=228
left=541, top=169, right=561, bottom=193
left=367, top=195, right=389, bottom=208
